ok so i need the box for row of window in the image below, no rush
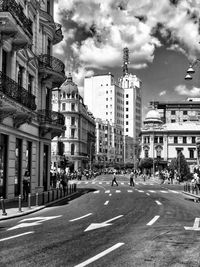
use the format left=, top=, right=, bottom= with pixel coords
left=171, top=110, right=188, bottom=115
left=143, top=136, right=196, bottom=144
left=62, top=103, right=76, bottom=111
left=144, top=148, right=195, bottom=159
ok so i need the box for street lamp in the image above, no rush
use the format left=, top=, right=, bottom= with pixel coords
left=185, top=60, right=200, bottom=80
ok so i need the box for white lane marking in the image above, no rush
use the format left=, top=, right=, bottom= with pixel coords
left=127, top=190, right=133, bottom=193
left=184, top=218, right=200, bottom=231
left=146, top=193, right=150, bottom=196
left=109, top=194, right=112, bottom=196
left=168, top=190, right=179, bottom=194
left=155, top=200, right=162, bottom=205
left=77, top=182, right=81, bottom=184
left=104, top=201, right=109, bottom=205
left=138, top=190, right=144, bottom=193
left=74, top=243, right=125, bottom=267
left=147, top=215, right=160, bottom=226
left=160, top=191, right=168, bottom=193
left=135, top=182, right=139, bottom=185
left=105, top=190, right=110, bottom=193
left=148, top=190, right=156, bottom=193
left=0, top=231, right=34, bottom=242
left=92, top=182, right=95, bottom=184
left=149, top=183, right=154, bottom=185
left=69, top=213, right=92, bottom=222
left=121, top=182, right=124, bottom=185
left=94, top=190, right=100, bottom=194
left=106, top=182, right=110, bottom=185
left=85, top=182, right=88, bottom=184
left=116, top=190, right=121, bottom=193
left=99, top=182, right=102, bottom=184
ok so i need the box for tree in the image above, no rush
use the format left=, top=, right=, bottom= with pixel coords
left=168, top=152, right=190, bottom=181
left=139, top=157, right=153, bottom=169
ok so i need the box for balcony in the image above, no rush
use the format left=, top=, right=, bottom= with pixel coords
left=53, top=23, right=63, bottom=44
left=38, top=54, right=66, bottom=87
left=37, top=109, right=66, bottom=138
left=0, top=71, right=36, bottom=126
left=0, top=0, right=32, bottom=49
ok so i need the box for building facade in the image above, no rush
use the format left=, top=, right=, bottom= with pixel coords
left=51, top=74, right=96, bottom=171
left=140, top=108, right=200, bottom=171
left=0, top=0, right=65, bottom=199
left=95, top=118, right=124, bottom=166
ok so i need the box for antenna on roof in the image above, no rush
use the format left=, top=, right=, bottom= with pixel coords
left=123, top=47, right=129, bottom=76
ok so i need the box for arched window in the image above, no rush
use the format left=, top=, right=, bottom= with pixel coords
left=71, top=144, right=75, bottom=155
left=63, top=92, right=66, bottom=99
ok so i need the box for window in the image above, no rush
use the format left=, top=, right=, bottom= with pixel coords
left=183, top=110, right=187, bottom=115
left=189, top=149, right=194, bottom=159
left=126, top=115, right=128, bottom=118
left=126, top=108, right=128, bottom=111
left=126, top=101, right=128, bottom=105
left=71, top=117, right=75, bottom=125
left=71, top=129, right=75, bottom=138
left=154, top=137, right=158, bottom=143
left=106, top=105, right=108, bottom=108
left=106, top=98, right=108, bottom=101
left=126, top=94, right=128, bottom=98
left=18, top=66, right=23, bottom=87
left=145, top=150, right=149, bottom=158
left=126, top=122, right=128, bottom=125
left=28, top=74, right=33, bottom=94
left=171, top=119, right=175, bottom=123
left=192, top=137, right=196, bottom=143
left=63, top=92, right=66, bottom=98
left=159, top=137, right=163, bottom=143
left=126, top=128, right=128, bottom=132
left=71, top=103, right=75, bottom=111
left=106, top=91, right=108, bottom=94
left=174, top=136, right=178, bottom=143
left=62, top=103, right=65, bottom=111
left=47, top=0, right=51, bottom=14
left=71, top=144, right=75, bottom=155
left=171, top=110, right=176, bottom=115
left=183, top=137, right=187, bottom=144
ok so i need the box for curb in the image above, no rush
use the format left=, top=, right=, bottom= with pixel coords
left=0, top=190, right=84, bottom=221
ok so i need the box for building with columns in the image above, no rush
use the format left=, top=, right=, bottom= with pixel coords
left=51, top=74, right=96, bottom=171
left=0, top=0, right=65, bottom=199
left=140, top=108, right=200, bottom=171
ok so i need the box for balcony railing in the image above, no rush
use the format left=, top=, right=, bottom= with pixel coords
left=37, top=109, right=65, bottom=126
left=0, top=71, right=36, bottom=110
left=0, top=0, right=33, bottom=37
left=38, top=54, right=65, bottom=75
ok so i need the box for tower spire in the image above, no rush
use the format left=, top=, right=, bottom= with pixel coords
left=123, top=47, right=129, bottom=76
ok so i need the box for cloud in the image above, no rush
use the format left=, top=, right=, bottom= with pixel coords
left=174, top=84, right=200, bottom=96
left=159, top=90, right=166, bottom=96
left=54, top=0, right=200, bottom=84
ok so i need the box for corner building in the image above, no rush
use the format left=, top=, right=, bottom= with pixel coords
left=52, top=74, right=96, bottom=171
left=0, top=0, right=65, bottom=199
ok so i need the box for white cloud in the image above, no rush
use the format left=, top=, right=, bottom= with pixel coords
left=175, top=84, right=200, bottom=96
left=54, top=0, right=200, bottom=84
left=159, top=90, right=166, bottom=96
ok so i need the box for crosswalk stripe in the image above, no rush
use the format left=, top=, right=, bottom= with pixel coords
left=138, top=190, right=144, bottom=193
left=160, top=191, right=168, bottom=193
left=169, top=190, right=179, bottom=194
left=148, top=190, right=156, bottom=193
left=121, top=182, right=124, bottom=185
left=116, top=190, right=121, bottom=193
left=93, top=190, right=100, bottom=194
left=127, top=190, right=133, bottom=193
left=92, top=182, right=95, bottom=184
left=106, top=182, right=110, bottom=185
left=99, top=182, right=102, bottom=184
left=105, top=190, right=110, bottom=193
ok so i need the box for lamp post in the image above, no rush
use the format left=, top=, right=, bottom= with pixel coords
left=185, top=59, right=200, bottom=80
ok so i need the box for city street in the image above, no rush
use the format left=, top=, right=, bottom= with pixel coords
left=1, top=174, right=200, bottom=266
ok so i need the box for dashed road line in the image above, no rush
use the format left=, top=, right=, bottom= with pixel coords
left=0, top=231, right=34, bottom=242
left=160, top=191, right=168, bottom=193
left=147, top=215, right=160, bottom=226
left=93, top=190, right=100, bottom=194
left=74, top=242, right=125, bottom=267
left=148, top=190, right=156, bottom=193
left=104, top=201, right=109, bottom=206
left=70, top=213, right=92, bottom=222
left=138, top=190, right=144, bottom=193
left=105, top=190, right=110, bottom=193
left=155, top=200, right=162, bottom=205
left=146, top=193, right=150, bottom=196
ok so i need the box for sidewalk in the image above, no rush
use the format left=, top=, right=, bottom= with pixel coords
left=0, top=184, right=82, bottom=221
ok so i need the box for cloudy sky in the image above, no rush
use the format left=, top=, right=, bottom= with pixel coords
left=53, top=0, right=200, bottom=116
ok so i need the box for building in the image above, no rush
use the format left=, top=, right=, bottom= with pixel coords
left=0, top=0, right=65, bottom=199
left=95, top=118, right=124, bottom=167
left=51, top=74, right=96, bottom=171
left=140, top=108, right=200, bottom=171
left=84, top=73, right=124, bottom=128
left=150, top=98, right=200, bottom=123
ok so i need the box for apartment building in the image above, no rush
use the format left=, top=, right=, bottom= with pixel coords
left=0, top=0, right=65, bottom=199
left=52, top=74, right=96, bottom=171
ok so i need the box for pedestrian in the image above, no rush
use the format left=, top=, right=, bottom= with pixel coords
left=23, top=170, right=30, bottom=201
left=129, top=171, right=135, bottom=186
left=111, top=172, right=118, bottom=186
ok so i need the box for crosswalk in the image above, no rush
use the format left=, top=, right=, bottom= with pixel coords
left=76, top=181, right=156, bottom=186
left=93, top=189, right=180, bottom=194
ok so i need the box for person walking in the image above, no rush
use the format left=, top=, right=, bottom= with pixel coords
left=129, top=171, right=135, bottom=186
left=23, top=171, right=30, bottom=201
left=111, top=172, right=118, bottom=186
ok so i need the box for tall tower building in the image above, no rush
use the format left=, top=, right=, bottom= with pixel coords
left=84, top=73, right=124, bottom=128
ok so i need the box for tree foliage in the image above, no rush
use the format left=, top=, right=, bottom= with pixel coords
left=168, top=152, right=190, bottom=181
left=139, top=157, right=153, bottom=169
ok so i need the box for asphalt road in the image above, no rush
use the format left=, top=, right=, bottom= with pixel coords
left=1, top=174, right=200, bottom=267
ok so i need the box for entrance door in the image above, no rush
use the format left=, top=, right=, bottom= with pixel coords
left=15, top=138, right=22, bottom=196
left=0, top=134, right=8, bottom=198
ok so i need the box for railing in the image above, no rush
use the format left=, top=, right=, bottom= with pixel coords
left=38, top=54, right=65, bottom=75
left=37, top=109, right=65, bottom=126
left=0, top=0, right=33, bottom=37
left=184, top=182, right=200, bottom=195
left=0, top=71, right=36, bottom=110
